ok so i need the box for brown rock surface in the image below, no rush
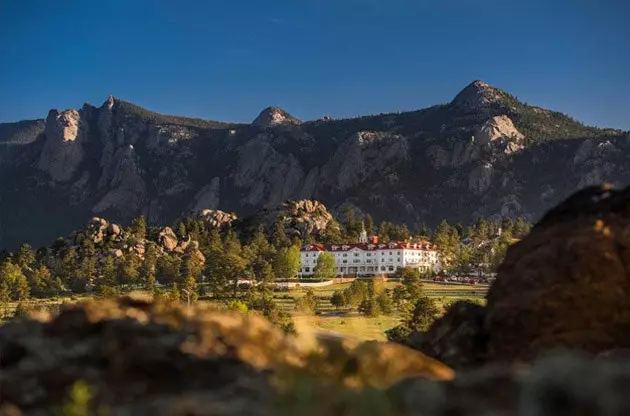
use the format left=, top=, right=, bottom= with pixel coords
left=411, top=301, right=488, bottom=369
left=0, top=297, right=452, bottom=415
left=486, top=184, right=630, bottom=362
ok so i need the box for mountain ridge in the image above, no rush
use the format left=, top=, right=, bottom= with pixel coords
left=0, top=80, right=627, bottom=250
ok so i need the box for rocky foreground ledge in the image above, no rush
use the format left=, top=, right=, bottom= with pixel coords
left=1, top=297, right=630, bottom=415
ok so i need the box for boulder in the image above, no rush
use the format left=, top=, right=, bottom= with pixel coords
left=412, top=184, right=630, bottom=368
left=485, top=184, right=630, bottom=363
left=158, top=227, right=178, bottom=251
left=411, top=301, right=488, bottom=369
left=108, top=223, right=121, bottom=236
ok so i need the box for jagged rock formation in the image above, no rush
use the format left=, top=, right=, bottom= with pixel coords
left=238, top=199, right=334, bottom=239
left=197, top=209, right=237, bottom=229
left=451, top=80, right=507, bottom=111
left=252, top=106, right=301, bottom=128
left=0, top=80, right=627, bottom=249
left=37, top=109, right=86, bottom=181
left=410, top=184, right=630, bottom=368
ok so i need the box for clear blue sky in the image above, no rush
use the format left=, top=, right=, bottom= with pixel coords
left=1, top=0, right=628, bottom=129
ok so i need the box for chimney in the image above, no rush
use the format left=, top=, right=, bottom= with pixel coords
left=370, top=235, right=379, bottom=244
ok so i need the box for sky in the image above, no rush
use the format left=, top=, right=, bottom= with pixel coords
left=0, top=0, right=628, bottom=129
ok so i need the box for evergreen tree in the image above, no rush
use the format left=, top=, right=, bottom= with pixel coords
left=56, top=247, right=78, bottom=285
left=131, top=216, right=148, bottom=240
left=170, top=283, right=181, bottom=302
left=141, top=242, right=158, bottom=292
left=156, top=254, right=182, bottom=285
left=364, top=214, right=374, bottom=234
left=177, top=221, right=187, bottom=239
left=182, top=274, right=198, bottom=305
left=96, top=256, right=119, bottom=297
left=0, top=279, right=10, bottom=318
left=16, top=243, right=36, bottom=270
left=181, top=247, right=203, bottom=283
left=322, top=219, right=343, bottom=244
left=118, top=254, right=141, bottom=287
left=14, top=271, right=30, bottom=301
left=29, top=264, right=52, bottom=298
left=271, top=219, right=291, bottom=248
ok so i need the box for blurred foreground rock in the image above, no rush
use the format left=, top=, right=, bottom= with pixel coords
left=0, top=297, right=451, bottom=415
left=411, top=184, right=630, bottom=368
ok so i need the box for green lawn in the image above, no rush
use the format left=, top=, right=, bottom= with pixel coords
left=2, top=281, right=489, bottom=341
left=293, top=314, right=402, bottom=341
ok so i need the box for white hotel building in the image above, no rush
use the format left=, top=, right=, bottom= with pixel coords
left=300, top=232, right=440, bottom=277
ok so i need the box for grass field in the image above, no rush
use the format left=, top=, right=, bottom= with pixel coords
left=3, top=281, right=488, bottom=340
left=281, top=281, right=487, bottom=340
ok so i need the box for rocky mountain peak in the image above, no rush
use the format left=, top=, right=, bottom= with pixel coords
left=252, top=106, right=301, bottom=128
left=103, top=95, right=116, bottom=110
left=451, top=80, right=506, bottom=111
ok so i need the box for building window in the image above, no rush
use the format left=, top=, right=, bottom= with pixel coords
left=389, top=251, right=392, bottom=255
left=381, top=266, right=386, bottom=271
left=305, top=267, right=310, bottom=272
left=343, top=253, right=347, bottom=257
left=340, top=267, right=346, bottom=272
left=354, top=253, right=360, bottom=257
left=343, top=260, right=348, bottom=264
left=388, top=266, right=394, bottom=271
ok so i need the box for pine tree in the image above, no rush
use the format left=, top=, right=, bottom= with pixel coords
left=170, top=283, right=181, bottom=302
left=131, top=216, right=148, bottom=240
left=364, top=214, right=374, bottom=234
left=96, top=256, right=118, bottom=297
left=141, top=242, right=158, bottom=292
left=14, top=271, right=30, bottom=301
left=16, top=243, right=36, bottom=270
left=0, top=279, right=10, bottom=318
left=177, top=222, right=187, bottom=239
left=182, top=274, right=198, bottom=305
left=271, top=219, right=291, bottom=248
left=118, top=254, right=141, bottom=287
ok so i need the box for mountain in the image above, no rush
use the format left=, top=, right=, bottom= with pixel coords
left=0, top=81, right=627, bottom=249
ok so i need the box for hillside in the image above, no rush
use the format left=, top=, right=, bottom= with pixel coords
left=0, top=80, right=627, bottom=249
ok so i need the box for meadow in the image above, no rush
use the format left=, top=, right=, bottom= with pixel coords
left=4, top=281, right=488, bottom=341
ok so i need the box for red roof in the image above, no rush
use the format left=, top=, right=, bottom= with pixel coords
left=302, top=241, right=436, bottom=252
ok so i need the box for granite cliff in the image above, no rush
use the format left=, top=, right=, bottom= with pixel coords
left=0, top=81, right=626, bottom=249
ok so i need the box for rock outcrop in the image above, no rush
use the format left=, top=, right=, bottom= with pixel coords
left=38, top=109, right=86, bottom=181
left=485, top=184, right=630, bottom=363
left=197, top=209, right=237, bottom=229
left=252, top=107, right=301, bottom=128
left=474, top=115, right=524, bottom=147
left=451, top=80, right=506, bottom=112
left=321, top=131, right=408, bottom=191
left=248, top=199, right=334, bottom=238
left=412, top=184, right=630, bottom=368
